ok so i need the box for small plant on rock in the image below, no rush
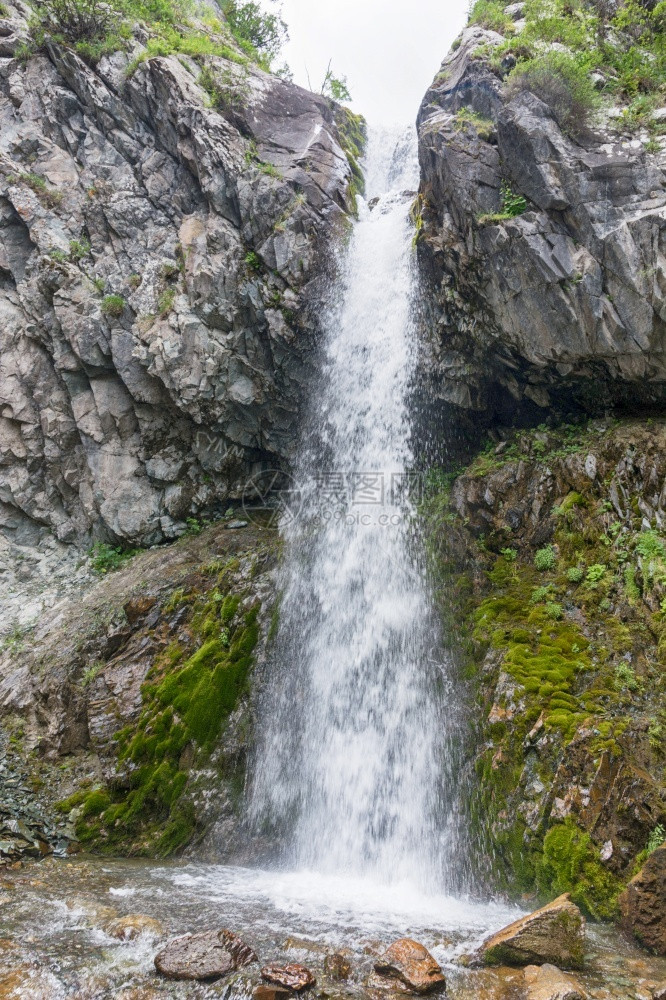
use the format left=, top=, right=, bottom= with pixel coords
left=478, top=182, right=527, bottom=226
left=89, top=542, right=137, bottom=574
left=535, top=545, right=556, bottom=572
left=647, top=824, right=665, bottom=854
left=101, top=294, right=125, bottom=317
left=586, top=563, right=607, bottom=586
left=567, top=566, right=585, bottom=583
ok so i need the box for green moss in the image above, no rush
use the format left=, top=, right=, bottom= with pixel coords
left=537, top=821, right=622, bottom=921
left=65, top=587, right=261, bottom=857
left=420, top=418, right=665, bottom=918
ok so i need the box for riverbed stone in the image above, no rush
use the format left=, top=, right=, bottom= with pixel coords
left=524, top=964, right=588, bottom=1000
left=479, top=895, right=585, bottom=970
left=619, top=844, right=666, bottom=955
left=261, top=962, right=316, bottom=991
left=371, top=938, right=447, bottom=994
left=105, top=914, right=164, bottom=940
left=154, top=928, right=257, bottom=980
left=324, top=953, right=352, bottom=980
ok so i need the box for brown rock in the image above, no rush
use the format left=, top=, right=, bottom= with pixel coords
left=619, top=844, right=666, bottom=955
left=324, top=953, right=352, bottom=980
left=124, top=596, right=157, bottom=624
left=524, top=963, right=588, bottom=1000
left=372, top=938, right=447, bottom=994
left=479, top=895, right=586, bottom=970
left=261, top=963, right=316, bottom=991
left=154, top=928, right=257, bottom=981
left=254, top=986, right=293, bottom=1000
left=105, top=914, right=164, bottom=940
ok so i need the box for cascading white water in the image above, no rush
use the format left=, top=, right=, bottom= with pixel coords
left=251, top=127, right=458, bottom=888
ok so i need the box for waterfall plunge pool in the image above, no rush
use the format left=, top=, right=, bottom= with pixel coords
left=2, top=857, right=664, bottom=999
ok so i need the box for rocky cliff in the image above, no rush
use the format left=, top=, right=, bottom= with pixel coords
left=416, top=7, right=666, bottom=427
left=0, top=1, right=361, bottom=549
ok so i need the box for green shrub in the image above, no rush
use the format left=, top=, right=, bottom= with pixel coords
left=469, top=0, right=514, bottom=33
left=101, top=294, right=125, bottom=317
left=32, top=0, right=121, bottom=43
left=505, top=51, right=601, bottom=138
left=535, top=545, right=556, bottom=571
left=566, top=566, right=584, bottom=583
left=89, top=542, right=137, bottom=573
left=221, top=0, right=287, bottom=64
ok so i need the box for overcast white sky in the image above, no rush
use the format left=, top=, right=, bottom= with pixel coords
left=262, top=0, right=470, bottom=125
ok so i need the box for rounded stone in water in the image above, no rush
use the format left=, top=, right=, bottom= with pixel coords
left=154, top=928, right=258, bottom=981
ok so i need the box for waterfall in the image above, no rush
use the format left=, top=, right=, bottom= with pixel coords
left=250, top=127, right=459, bottom=890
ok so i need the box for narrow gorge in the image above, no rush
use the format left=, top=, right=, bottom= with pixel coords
left=1, top=0, right=666, bottom=998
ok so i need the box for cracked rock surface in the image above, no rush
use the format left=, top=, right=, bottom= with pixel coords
left=417, top=24, right=666, bottom=424
left=0, top=4, right=355, bottom=547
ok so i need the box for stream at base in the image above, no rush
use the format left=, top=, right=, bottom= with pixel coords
left=2, top=858, right=665, bottom=999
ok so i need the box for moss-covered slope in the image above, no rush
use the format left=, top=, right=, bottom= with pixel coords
left=423, top=418, right=666, bottom=918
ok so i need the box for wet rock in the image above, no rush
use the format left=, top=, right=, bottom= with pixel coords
left=254, top=985, right=293, bottom=1000
left=105, top=914, right=164, bottom=940
left=371, top=938, right=447, bottom=994
left=653, top=984, right=666, bottom=1000
left=479, top=895, right=585, bottom=970
left=261, top=962, right=316, bottom=991
left=619, top=844, right=666, bottom=955
left=0, top=966, right=64, bottom=998
left=524, top=963, right=588, bottom=1000
left=324, top=953, right=352, bottom=980
left=154, top=928, right=257, bottom=981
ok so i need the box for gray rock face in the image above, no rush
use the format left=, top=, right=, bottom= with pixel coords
left=0, top=9, right=356, bottom=547
left=417, top=26, right=666, bottom=423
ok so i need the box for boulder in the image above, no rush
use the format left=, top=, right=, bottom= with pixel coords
left=479, top=895, right=585, bottom=970
left=524, top=964, right=588, bottom=1000
left=261, top=963, right=316, bottom=991
left=619, top=844, right=666, bottom=955
left=371, top=938, right=447, bottom=994
left=154, top=928, right=257, bottom=981
left=105, top=914, right=164, bottom=940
